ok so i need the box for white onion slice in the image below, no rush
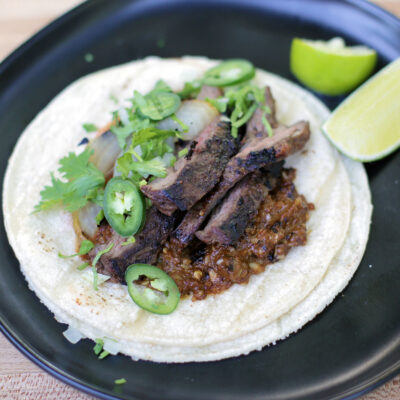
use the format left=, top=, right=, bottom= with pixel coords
left=77, top=203, right=101, bottom=239
left=63, top=326, right=84, bottom=344
left=103, top=338, right=121, bottom=355
left=118, top=107, right=130, bottom=126
left=89, top=130, right=121, bottom=176
left=162, top=152, right=176, bottom=167
left=157, top=100, right=218, bottom=141
left=81, top=270, right=110, bottom=286
left=165, top=136, right=175, bottom=150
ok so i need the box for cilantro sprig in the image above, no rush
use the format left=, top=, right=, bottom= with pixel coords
left=177, top=80, right=202, bottom=99
left=58, top=240, right=94, bottom=259
left=93, top=338, right=110, bottom=359
left=117, top=154, right=168, bottom=179
left=206, top=84, right=272, bottom=138
left=107, top=81, right=185, bottom=187
left=82, top=123, right=98, bottom=133
left=121, top=236, right=136, bottom=247
left=111, top=112, right=152, bottom=148
left=35, top=64, right=271, bottom=222
left=91, top=242, right=114, bottom=291
left=35, top=148, right=105, bottom=213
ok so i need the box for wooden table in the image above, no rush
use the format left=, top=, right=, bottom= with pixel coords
left=0, top=0, right=399, bottom=399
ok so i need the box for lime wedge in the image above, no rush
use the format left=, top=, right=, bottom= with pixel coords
left=290, top=37, right=377, bottom=95
left=322, top=58, right=400, bottom=162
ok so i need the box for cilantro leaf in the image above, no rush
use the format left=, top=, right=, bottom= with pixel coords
left=93, top=338, right=104, bottom=355
left=92, top=242, right=114, bottom=291
left=111, top=115, right=153, bottom=148
left=95, top=209, right=104, bottom=225
left=82, top=123, right=97, bottom=132
left=58, top=240, right=94, bottom=259
left=99, top=350, right=110, bottom=360
left=111, top=124, right=136, bottom=148
left=78, top=262, right=90, bottom=270
left=262, top=111, right=273, bottom=137
left=115, top=153, right=144, bottom=183
left=109, top=94, right=118, bottom=104
left=59, top=149, right=97, bottom=179
left=140, top=138, right=173, bottom=161
left=80, top=240, right=95, bottom=254
left=115, top=153, right=134, bottom=179
left=133, top=90, right=181, bottom=121
left=131, top=158, right=167, bottom=177
left=130, top=128, right=178, bottom=149
left=178, top=148, right=189, bottom=158
left=86, top=187, right=104, bottom=207
left=35, top=148, right=105, bottom=213
left=168, top=155, right=176, bottom=167
left=178, top=80, right=202, bottom=99
left=117, top=154, right=167, bottom=178
left=221, top=84, right=271, bottom=138
left=149, top=80, right=173, bottom=95
left=110, top=80, right=180, bottom=149
left=121, top=236, right=136, bottom=246
left=231, top=103, right=258, bottom=128
left=171, top=114, right=189, bottom=132
left=205, top=97, right=229, bottom=113
left=34, top=173, right=70, bottom=212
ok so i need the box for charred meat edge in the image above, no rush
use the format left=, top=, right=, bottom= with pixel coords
left=174, top=120, right=310, bottom=245
left=175, top=85, right=280, bottom=245
left=88, top=207, right=179, bottom=284
left=196, top=170, right=278, bottom=245
left=140, top=116, right=238, bottom=216
left=195, top=87, right=281, bottom=245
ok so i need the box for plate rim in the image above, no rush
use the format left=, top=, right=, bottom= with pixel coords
left=1, top=0, right=400, bottom=73
left=0, top=0, right=399, bottom=399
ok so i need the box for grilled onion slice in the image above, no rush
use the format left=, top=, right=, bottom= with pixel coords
left=158, top=100, right=218, bottom=141
left=89, top=130, right=121, bottom=176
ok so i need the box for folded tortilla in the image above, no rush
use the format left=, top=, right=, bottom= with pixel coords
left=3, top=57, right=372, bottom=362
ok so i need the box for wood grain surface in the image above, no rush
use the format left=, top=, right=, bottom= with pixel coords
left=0, top=1, right=399, bottom=399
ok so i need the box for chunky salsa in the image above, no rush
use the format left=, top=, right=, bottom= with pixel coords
left=159, top=168, right=313, bottom=300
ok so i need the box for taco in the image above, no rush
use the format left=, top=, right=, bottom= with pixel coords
left=3, top=57, right=372, bottom=362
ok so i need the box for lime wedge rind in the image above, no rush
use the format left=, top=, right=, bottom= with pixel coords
left=290, top=37, right=377, bottom=96
left=321, top=127, right=400, bottom=162
left=322, top=58, right=400, bottom=162
left=302, top=37, right=375, bottom=56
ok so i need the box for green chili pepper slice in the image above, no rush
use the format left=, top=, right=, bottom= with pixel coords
left=138, top=92, right=181, bottom=121
left=125, top=264, right=180, bottom=315
left=204, top=59, right=256, bottom=87
left=103, top=177, right=145, bottom=237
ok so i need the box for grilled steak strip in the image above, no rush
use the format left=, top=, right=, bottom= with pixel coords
left=174, top=86, right=280, bottom=246
left=244, top=86, right=279, bottom=141
left=222, top=121, right=309, bottom=183
left=140, top=117, right=237, bottom=216
left=197, top=85, right=223, bottom=101
left=174, top=121, right=310, bottom=245
left=196, top=171, right=275, bottom=245
left=210, top=85, right=280, bottom=244
left=90, top=207, right=178, bottom=283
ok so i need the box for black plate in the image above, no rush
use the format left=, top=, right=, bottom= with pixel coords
left=1, top=0, right=400, bottom=399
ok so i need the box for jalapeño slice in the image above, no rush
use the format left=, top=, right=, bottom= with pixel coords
left=103, top=177, right=145, bottom=237
left=204, top=59, right=256, bottom=87
left=125, top=264, right=180, bottom=315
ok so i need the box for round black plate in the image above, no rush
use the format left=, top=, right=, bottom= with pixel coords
left=1, top=1, right=399, bottom=399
